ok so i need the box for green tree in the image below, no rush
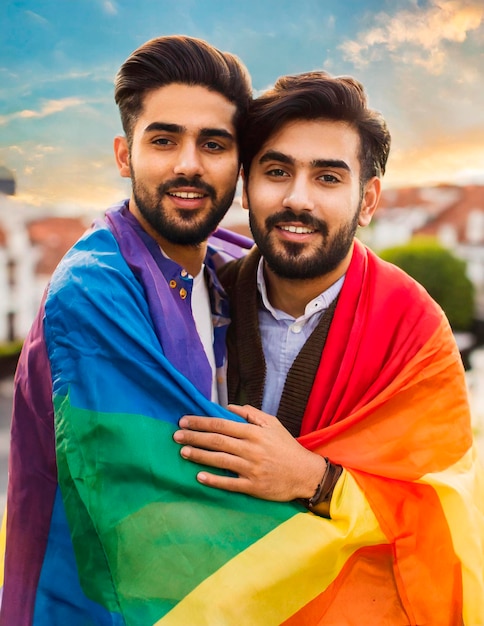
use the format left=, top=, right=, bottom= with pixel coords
left=379, top=238, right=475, bottom=331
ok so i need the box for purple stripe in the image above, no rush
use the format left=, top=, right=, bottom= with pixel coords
left=1, top=298, right=57, bottom=625
left=104, top=203, right=214, bottom=398
left=211, top=226, right=253, bottom=252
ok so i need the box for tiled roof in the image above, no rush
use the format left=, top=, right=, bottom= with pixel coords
left=378, top=184, right=484, bottom=244
left=27, top=216, right=90, bottom=275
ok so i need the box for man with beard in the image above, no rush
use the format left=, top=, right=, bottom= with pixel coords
left=0, top=35, right=253, bottom=625
left=174, top=72, right=484, bottom=624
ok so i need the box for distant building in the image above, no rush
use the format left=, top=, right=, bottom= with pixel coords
left=362, top=184, right=484, bottom=320
left=0, top=167, right=15, bottom=196
left=0, top=178, right=91, bottom=342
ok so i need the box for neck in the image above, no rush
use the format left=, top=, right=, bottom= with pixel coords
left=263, top=245, right=353, bottom=318
left=160, top=241, right=207, bottom=277
left=129, top=199, right=207, bottom=277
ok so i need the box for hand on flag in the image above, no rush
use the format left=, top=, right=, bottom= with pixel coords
left=173, top=404, right=326, bottom=502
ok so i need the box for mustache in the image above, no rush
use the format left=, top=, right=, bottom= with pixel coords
left=265, top=210, right=329, bottom=238
left=157, top=177, right=216, bottom=200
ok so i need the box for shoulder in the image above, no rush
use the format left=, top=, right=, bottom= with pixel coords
left=350, top=241, right=445, bottom=332
left=45, top=222, right=146, bottom=326
left=368, top=244, right=440, bottom=306
left=49, top=223, right=134, bottom=295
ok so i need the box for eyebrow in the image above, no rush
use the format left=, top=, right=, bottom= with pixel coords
left=200, top=128, right=234, bottom=140
left=144, top=122, right=234, bottom=140
left=259, top=150, right=351, bottom=172
left=144, top=122, right=182, bottom=134
left=258, top=151, right=293, bottom=166
left=312, top=158, right=351, bottom=172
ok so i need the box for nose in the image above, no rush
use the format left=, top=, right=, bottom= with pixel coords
left=173, top=141, right=204, bottom=178
left=282, top=175, right=314, bottom=212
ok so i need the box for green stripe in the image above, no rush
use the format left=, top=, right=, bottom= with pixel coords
left=55, top=393, right=302, bottom=622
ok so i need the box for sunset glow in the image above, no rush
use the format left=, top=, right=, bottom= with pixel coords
left=1, top=0, right=483, bottom=213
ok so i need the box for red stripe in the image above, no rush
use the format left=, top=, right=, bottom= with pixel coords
left=301, top=240, right=442, bottom=434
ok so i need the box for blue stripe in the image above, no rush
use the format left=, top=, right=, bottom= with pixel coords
left=34, top=488, right=124, bottom=626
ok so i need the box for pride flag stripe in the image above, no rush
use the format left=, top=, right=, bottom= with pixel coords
left=157, top=473, right=387, bottom=625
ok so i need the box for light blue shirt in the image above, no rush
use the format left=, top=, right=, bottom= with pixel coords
left=257, top=259, right=344, bottom=417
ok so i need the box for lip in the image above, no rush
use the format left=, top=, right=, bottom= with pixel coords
left=275, top=222, right=318, bottom=241
left=166, top=187, right=208, bottom=209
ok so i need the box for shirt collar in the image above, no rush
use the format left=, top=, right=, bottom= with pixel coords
left=256, top=257, right=344, bottom=322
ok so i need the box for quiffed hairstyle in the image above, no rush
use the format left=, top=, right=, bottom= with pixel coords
left=114, top=35, right=252, bottom=145
left=241, top=71, right=391, bottom=183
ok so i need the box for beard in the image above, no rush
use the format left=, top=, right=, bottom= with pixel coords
left=131, top=171, right=236, bottom=246
left=248, top=204, right=361, bottom=280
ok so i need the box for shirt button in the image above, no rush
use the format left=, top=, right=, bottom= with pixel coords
left=169, top=280, right=177, bottom=289
left=181, top=269, right=188, bottom=278
left=179, top=288, right=187, bottom=300
left=291, top=324, right=302, bottom=334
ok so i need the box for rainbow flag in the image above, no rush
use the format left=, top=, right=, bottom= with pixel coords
left=292, top=240, right=484, bottom=624
left=1, top=207, right=482, bottom=624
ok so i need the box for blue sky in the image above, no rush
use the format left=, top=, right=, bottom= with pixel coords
left=1, top=0, right=484, bottom=212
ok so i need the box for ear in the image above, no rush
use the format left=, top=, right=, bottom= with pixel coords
left=114, top=136, right=131, bottom=179
left=358, top=176, right=381, bottom=227
left=241, top=167, right=249, bottom=211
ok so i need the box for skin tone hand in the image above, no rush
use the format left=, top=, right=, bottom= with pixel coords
left=173, top=404, right=327, bottom=502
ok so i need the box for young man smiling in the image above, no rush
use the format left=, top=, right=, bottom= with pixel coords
left=114, top=83, right=241, bottom=278
left=175, top=72, right=484, bottom=624
left=0, top=36, right=253, bottom=625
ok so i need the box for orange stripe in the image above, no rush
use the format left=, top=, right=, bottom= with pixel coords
left=283, top=479, right=464, bottom=625
left=282, top=545, right=409, bottom=625
left=421, top=447, right=484, bottom=625
left=353, top=475, right=463, bottom=625
left=304, top=317, right=472, bottom=477
left=298, top=318, right=469, bottom=623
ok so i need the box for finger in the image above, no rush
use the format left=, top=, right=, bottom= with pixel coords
left=174, top=429, right=249, bottom=456
left=228, top=404, right=272, bottom=427
left=179, top=446, right=247, bottom=475
left=227, top=404, right=250, bottom=422
left=179, top=415, right=251, bottom=438
left=196, top=471, right=252, bottom=495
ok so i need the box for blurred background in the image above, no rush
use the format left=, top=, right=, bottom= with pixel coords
left=1, top=0, right=483, bottom=508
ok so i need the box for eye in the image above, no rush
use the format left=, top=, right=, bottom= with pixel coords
left=152, top=137, right=174, bottom=146
left=203, top=140, right=225, bottom=151
left=318, top=173, right=339, bottom=183
left=266, top=168, right=289, bottom=177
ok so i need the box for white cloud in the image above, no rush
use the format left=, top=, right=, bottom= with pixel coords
left=103, top=1, right=118, bottom=15
left=0, top=97, right=86, bottom=126
left=340, top=0, right=484, bottom=74
left=8, top=145, right=24, bottom=155
left=24, top=10, right=49, bottom=26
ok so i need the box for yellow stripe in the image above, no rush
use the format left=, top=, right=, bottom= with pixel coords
left=0, top=506, right=7, bottom=588
left=420, top=445, right=484, bottom=626
left=155, top=473, right=387, bottom=625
